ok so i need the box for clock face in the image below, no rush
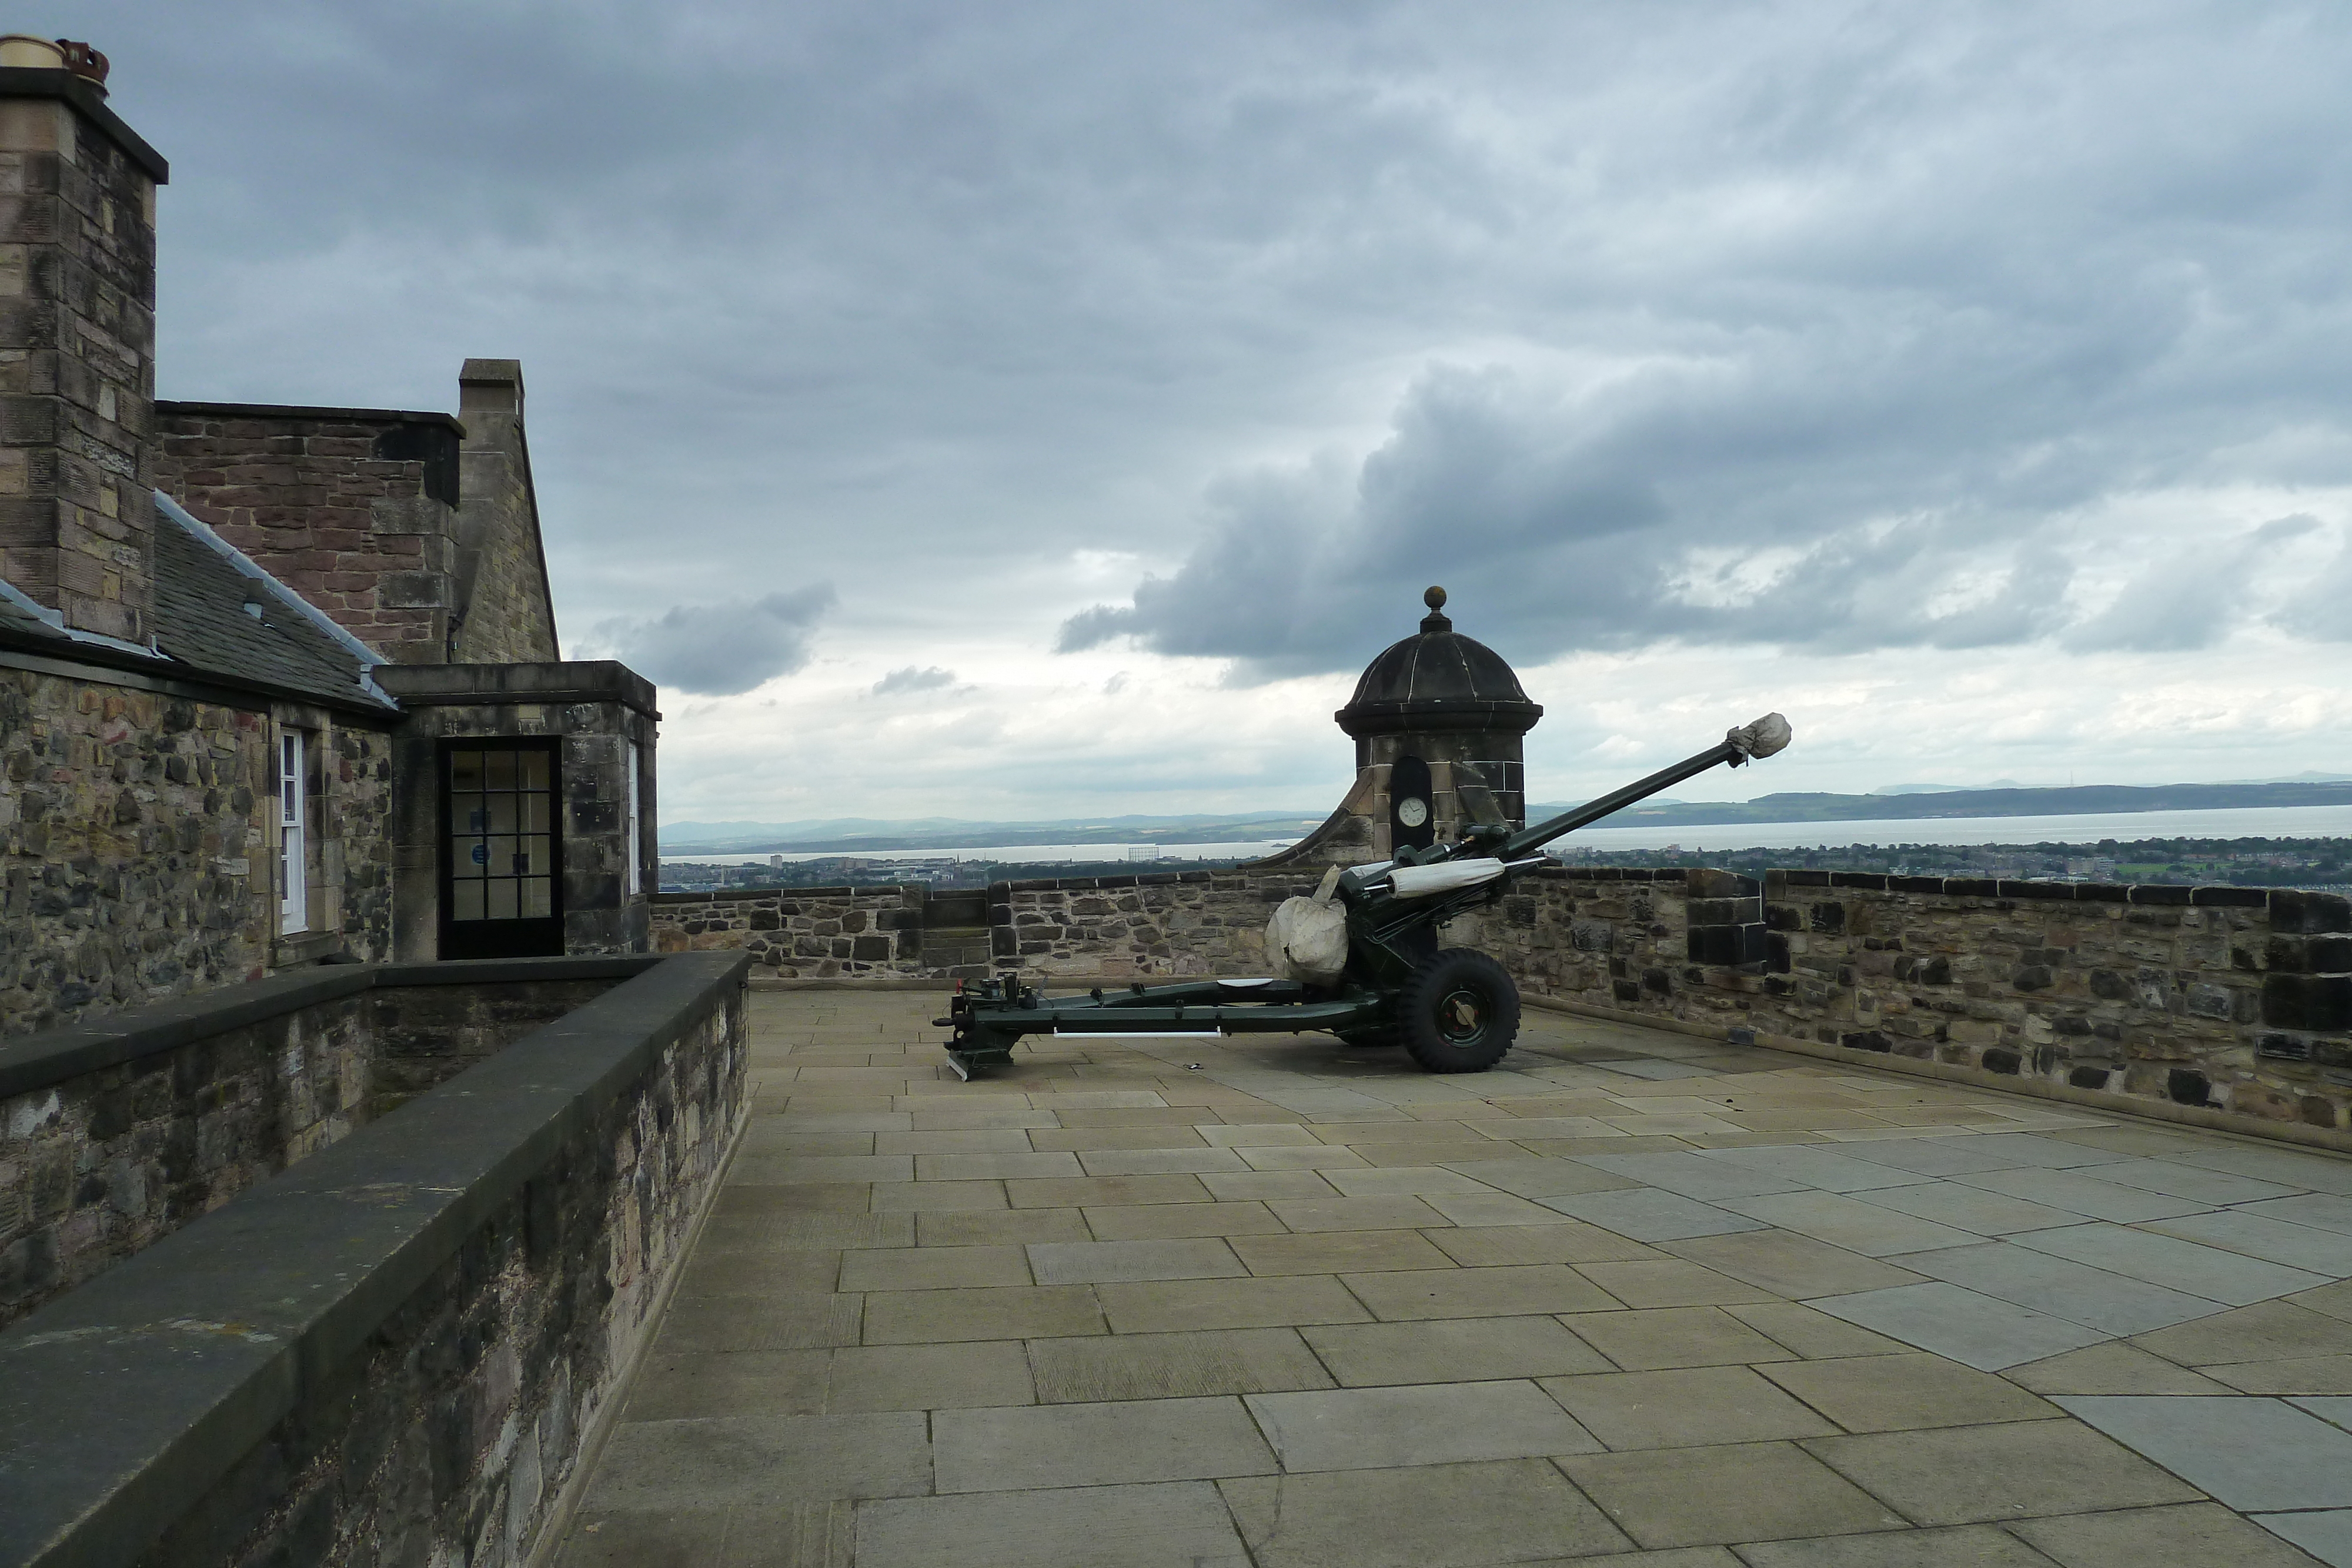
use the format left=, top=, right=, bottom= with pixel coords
left=1396, top=796, right=1429, bottom=828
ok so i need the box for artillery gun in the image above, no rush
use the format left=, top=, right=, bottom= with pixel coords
left=938, top=713, right=1791, bottom=1078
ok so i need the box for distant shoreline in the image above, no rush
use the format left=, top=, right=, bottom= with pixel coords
left=661, top=781, right=2352, bottom=857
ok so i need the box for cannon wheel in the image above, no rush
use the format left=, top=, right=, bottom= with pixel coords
left=1399, top=949, right=1519, bottom=1073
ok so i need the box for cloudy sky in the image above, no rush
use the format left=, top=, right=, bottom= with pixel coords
left=73, top=1, right=2352, bottom=823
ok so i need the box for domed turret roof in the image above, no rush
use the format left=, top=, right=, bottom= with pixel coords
left=1335, top=587, right=1544, bottom=738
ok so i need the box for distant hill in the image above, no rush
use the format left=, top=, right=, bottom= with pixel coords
left=662, top=811, right=1332, bottom=854
left=663, top=780, right=2352, bottom=855
left=1521, top=780, right=2352, bottom=830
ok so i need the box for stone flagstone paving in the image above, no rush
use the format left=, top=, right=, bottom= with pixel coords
left=554, top=991, right=2352, bottom=1566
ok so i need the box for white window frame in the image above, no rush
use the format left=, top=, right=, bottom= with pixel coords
left=279, top=730, right=308, bottom=934
left=624, top=741, right=643, bottom=898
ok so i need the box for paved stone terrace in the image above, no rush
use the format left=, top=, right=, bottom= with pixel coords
left=554, top=992, right=2352, bottom=1567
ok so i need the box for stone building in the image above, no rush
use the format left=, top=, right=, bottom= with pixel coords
left=1262, top=584, right=1545, bottom=866
left=0, top=45, right=657, bottom=1035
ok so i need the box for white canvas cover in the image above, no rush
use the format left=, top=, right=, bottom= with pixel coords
left=1267, top=895, right=1349, bottom=986
left=1385, top=858, right=1507, bottom=899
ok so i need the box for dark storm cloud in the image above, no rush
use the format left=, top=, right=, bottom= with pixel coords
left=61, top=1, right=2352, bottom=674
left=594, top=587, right=835, bottom=696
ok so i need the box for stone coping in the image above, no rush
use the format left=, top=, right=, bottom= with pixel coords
left=0, top=955, right=664, bottom=1102
left=0, top=949, right=750, bottom=1568
left=652, top=884, right=908, bottom=904
left=0, top=67, right=169, bottom=180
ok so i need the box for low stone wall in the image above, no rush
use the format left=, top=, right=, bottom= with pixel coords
left=1464, top=867, right=2352, bottom=1137
left=653, top=884, right=924, bottom=975
left=995, top=869, right=1323, bottom=977
left=0, top=949, right=749, bottom=1568
left=650, top=871, right=1327, bottom=981
left=0, top=959, right=642, bottom=1331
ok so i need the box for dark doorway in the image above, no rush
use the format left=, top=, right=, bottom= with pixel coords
left=440, top=740, right=564, bottom=959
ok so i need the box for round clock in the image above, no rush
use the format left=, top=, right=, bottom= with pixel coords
left=1396, top=796, right=1429, bottom=828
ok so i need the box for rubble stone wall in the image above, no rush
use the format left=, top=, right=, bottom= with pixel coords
left=651, top=870, right=1326, bottom=981
left=653, top=884, right=927, bottom=975
left=1469, top=867, right=2352, bottom=1137
left=1, top=663, right=272, bottom=1036
left=0, top=659, right=402, bottom=1039
left=0, top=952, right=746, bottom=1568
left=0, top=966, right=629, bottom=1330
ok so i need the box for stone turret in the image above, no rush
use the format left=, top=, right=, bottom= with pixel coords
left=1255, top=586, right=1544, bottom=866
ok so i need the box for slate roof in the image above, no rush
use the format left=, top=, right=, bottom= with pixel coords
left=149, top=495, right=397, bottom=712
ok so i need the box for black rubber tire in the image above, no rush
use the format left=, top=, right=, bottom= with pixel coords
left=1398, top=949, right=1519, bottom=1073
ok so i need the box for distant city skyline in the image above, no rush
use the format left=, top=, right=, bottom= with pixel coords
left=63, top=2, right=2352, bottom=823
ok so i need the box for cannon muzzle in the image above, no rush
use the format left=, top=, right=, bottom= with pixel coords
left=1493, top=712, right=1792, bottom=863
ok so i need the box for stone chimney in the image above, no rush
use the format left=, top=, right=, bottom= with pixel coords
left=0, top=39, right=168, bottom=640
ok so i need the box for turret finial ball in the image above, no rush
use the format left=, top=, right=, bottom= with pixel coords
left=1424, top=585, right=1446, bottom=611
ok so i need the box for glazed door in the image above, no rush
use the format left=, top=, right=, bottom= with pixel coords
left=440, top=741, right=564, bottom=959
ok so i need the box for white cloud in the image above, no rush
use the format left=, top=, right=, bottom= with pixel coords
left=61, top=0, right=2352, bottom=818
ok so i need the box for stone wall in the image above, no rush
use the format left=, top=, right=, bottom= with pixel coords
left=650, top=870, right=1325, bottom=981
left=0, top=657, right=406, bottom=1039
left=0, top=951, right=747, bottom=1568
left=0, top=75, right=163, bottom=641
left=1464, top=867, right=2352, bottom=1137
left=153, top=402, right=467, bottom=664
left=654, top=884, right=925, bottom=975
left=1, top=662, right=272, bottom=1036
left=0, top=963, right=633, bottom=1330
left=996, top=868, right=1324, bottom=978
left=452, top=359, right=559, bottom=664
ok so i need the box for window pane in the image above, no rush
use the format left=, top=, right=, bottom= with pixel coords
left=519, top=751, right=549, bottom=790
left=450, top=751, right=483, bottom=790
left=451, top=793, right=487, bottom=834
left=522, top=877, right=553, bottom=918
left=487, top=795, right=519, bottom=833
left=455, top=837, right=490, bottom=877
left=518, top=835, right=553, bottom=875
left=486, top=751, right=517, bottom=790
left=488, top=835, right=517, bottom=874
left=487, top=880, right=519, bottom=920
left=521, top=794, right=550, bottom=833
left=452, top=880, right=485, bottom=920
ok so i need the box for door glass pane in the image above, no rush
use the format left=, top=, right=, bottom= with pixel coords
left=486, top=750, right=517, bottom=790
left=452, top=881, right=486, bottom=920
left=487, top=880, right=519, bottom=920
left=451, top=751, right=483, bottom=790
left=522, top=794, right=549, bottom=833
left=519, top=835, right=552, bottom=875
left=487, top=795, right=519, bottom=833
left=519, top=751, right=549, bottom=790
left=452, top=792, right=487, bottom=834
left=523, top=878, right=553, bottom=917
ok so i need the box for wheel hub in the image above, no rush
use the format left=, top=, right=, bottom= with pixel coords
left=1441, top=989, right=1485, bottom=1041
